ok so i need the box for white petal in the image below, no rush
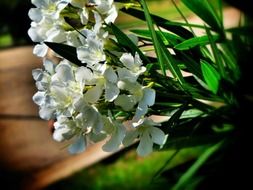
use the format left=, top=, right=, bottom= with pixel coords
left=84, top=84, right=103, bottom=103
left=117, top=68, right=137, bottom=83
left=53, top=127, right=71, bottom=142
left=93, top=112, right=104, bottom=134
left=68, top=136, right=86, bottom=154
left=105, top=82, right=119, bottom=102
left=143, top=88, right=156, bottom=106
left=150, top=127, right=166, bottom=145
left=75, top=67, right=93, bottom=83
left=31, top=0, right=47, bottom=7
left=104, top=5, right=118, bottom=24
left=120, top=53, right=134, bottom=70
left=50, top=85, right=68, bottom=103
left=123, top=130, right=138, bottom=147
left=28, top=8, right=42, bottom=22
left=43, top=59, right=55, bottom=75
left=134, top=52, right=143, bottom=67
left=89, top=132, right=106, bottom=142
left=33, top=91, right=45, bottom=106
left=28, top=27, right=42, bottom=42
left=114, top=94, right=135, bottom=111
left=137, top=130, right=153, bottom=156
left=32, top=69, right=43, bottom=81
left=47, top=27, right=66, bottom=43
left=77, top=46, right=90, bottom=62
left=134, top=101, right=148, bottom=121
left=55, top=63, right=74, bottom=82
left=104, top=67, right=117, bottom=83
left=102, top=124, right=125, bottom=152
left=39, top=106, right=54, bottom=120
left=33, top=44, right=48, bottom=57
left=93, top=11, right=102, bottom=33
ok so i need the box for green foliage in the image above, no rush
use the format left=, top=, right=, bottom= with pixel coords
left=38, top=0, right=253, bottom=189
left=201, top=59, right=221, bottom=94
left=181, top=0, right=223, bottom=34
left=174, top=35, right=220, bottom=50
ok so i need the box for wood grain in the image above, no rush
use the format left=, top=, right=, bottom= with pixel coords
left=0, top=46, right=118, bottom=190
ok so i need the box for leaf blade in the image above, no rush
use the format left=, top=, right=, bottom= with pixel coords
left=45, top=42, right=83, bottom=66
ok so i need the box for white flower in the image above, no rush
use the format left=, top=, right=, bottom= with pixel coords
left=77, top=35, right=106, bottom=67
left=32, top=59, right=57, bottom=120
left=102, top=116, right=126, bottom=152
left=49, top=60, right=97, bottom=117
left=134, top=87, right=156, bottom=121
left=123, top=118, right=167, bottom=156
left=52, top=116, right=86, bottom=154
left=29, top=0, right=69, bottom=22
left=117, top=69, right=156, bottom=119
left=70, top=0, right=118, bottom=24
left=84, top=65, right=119, bottom=103
left=28, top=0, right=68, bottom=42
left=94, top=0, right=118, bottom=23
left=52, top=103, right=106, bottom=154
left=33, top=43, right=48, bottom=57
left=119, top=52, right=146, bottom=81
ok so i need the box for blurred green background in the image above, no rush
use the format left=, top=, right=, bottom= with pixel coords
left=0, top=0, right=33, bottom=47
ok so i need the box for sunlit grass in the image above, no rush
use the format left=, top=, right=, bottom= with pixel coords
left=47, top=146, right=205, bottom=190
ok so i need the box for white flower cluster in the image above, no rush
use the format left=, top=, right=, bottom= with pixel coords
left=29, top=0, right=167, bottom=156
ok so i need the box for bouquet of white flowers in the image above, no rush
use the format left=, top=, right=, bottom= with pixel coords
left=28, top=0, right=253, bottom=187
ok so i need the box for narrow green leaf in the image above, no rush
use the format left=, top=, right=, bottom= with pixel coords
left=121, top=7, right=194, bottom=39
left=131, top=29, right=184, bottom=46
left=201, top=60, right=220, bottom=94
left=220, top=44, right=240, bottom=80
left=158, top=33, right=185, bottom=84
left=139, top=0, right=185, bottom=84
left=181, top=0, right=222, bottom=33
left=110, top=23, right=149, bottom=63
left=174, top=35, right=219, bottom=50
left=172, top=141, right=224, bottom=190
left=205, top=27, right=226, bottom=79
left=167, top=103, right=188, bottom=128
left=139, top=0, right=166, bottom=75
left=180, top=52, right=203, bottom=80
left=45, top=42, right=82, bottom=66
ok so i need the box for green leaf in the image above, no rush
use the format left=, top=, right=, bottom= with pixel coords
left=131, top=29, right=184, bottom=46
left=45, top=42, right=83, bottom=66
left=110, top=23, right=149, bottom=63
left=181, top=0, right=222, bottom=33
left=180, top=52, right=203, bottom=80
left=174, top=35, right=219, bottom=50
left=172, top=141, right=224, bottom=190
left=139, top=0, right=166, bottom=76
left=205, top=27, right=226, bottom=79
left=140, top=0, right=185, bottom=84
left=121, top=7, right=194, bottom=39
left=201, top=60, right=220, bottom=94
left=166, top=103, right=188, bottom=128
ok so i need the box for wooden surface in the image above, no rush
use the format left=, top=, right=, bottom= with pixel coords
left=0, top=46, right=70, bottom=172
left=0, top=46, right=120, bottom=190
